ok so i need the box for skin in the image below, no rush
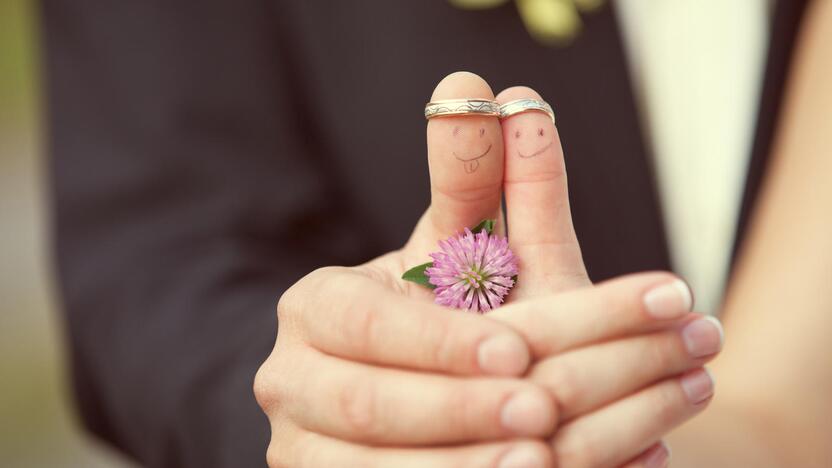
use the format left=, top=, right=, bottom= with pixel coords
left=496, top=86, right=588, bottom=295
left=514, top=126, right=554, bottom=159
left=451, top=125, right=493, bottom=173
left=254, top=72, right=724, bottom=468
left=667, top=1, right=832, bottom=466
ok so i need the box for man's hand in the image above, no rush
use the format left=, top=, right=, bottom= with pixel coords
left=255, top=266, right=559, bottom=467
left=254, top=72, right=724, bottom=467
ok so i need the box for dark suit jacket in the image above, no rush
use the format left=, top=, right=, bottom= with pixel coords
left=40, top=1, right=809, bottom=467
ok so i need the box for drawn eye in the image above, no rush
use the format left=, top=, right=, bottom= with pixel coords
left=452, top=126, right=460, bottom=136
left=538, top=128, right=544, bottom=137
left=515, top=130, right=521, bottom=139
left=479, top=127, right=485, bottom=137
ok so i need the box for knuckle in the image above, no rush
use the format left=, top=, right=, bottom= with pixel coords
left=266, top=444, right=285, bottom=468
left=653, top=383, right=685, bottom=427
left=254, top=347, right=295, bottom=413
left=309, top=266, right=355, bottom=293
left=426, top=316, right=456, bottom=371
left=271, top=425, right=315, bottom=468
left=253, top=361, right=275, bottom=411
left=506, top=442, right=554, bottom=468
left=443, top=383, right=478, bottom=435
left=645, top=335, right=675, bottom=372
left=355, top=262, right=388, bottom=285
left=293, top=432, right=328, bottom=468
left=544, top=359, right=582, bottom=411
left=277, top=282, right=303, bottom=323
left=279, top=266, right=343, bottom=314
left=279, top=266, right=359, bottom=333
left=306, top=265, right=341, bottom=283
left=555, top=429, right=598, bottom=468
left=343, top=301, right=379, bottom=354
left=337, top=376, right=382, bottom=439
left=266, top=424, right=297, bottom=468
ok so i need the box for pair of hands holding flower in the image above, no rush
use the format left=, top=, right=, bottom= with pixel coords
left=254, top=72, right=724, bottom=468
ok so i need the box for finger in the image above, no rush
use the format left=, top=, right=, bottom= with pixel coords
left=272, top=424, right=553, bottom=468
left=280, top=349, right=556, bottom=445
left=552, top=368, right=713, bottom=468
left=490, top=271, right=695, bottom=358
left=530, top=314, right=724, bottom=420
left=496, top=86, right=589, bottom=294
left=407, top=71, right=505, bottom=257
left=284, top=267, right=531, bottom=376
left=620, top=441, right=671, bottom=468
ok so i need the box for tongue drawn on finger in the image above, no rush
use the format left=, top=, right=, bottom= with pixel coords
left=449, top=124, right=495, bottom=174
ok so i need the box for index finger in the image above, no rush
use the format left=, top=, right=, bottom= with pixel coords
left=496, top=86, right=590, bottom=294
left=490, top=271, right=695, bottom=358
left=283, top=267, right=531, bottom=376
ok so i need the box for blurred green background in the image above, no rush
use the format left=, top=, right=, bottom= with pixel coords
left=0, top=1, right=134, bottom=466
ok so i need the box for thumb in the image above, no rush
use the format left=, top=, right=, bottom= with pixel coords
left=405, top=71, right=505, bottom=260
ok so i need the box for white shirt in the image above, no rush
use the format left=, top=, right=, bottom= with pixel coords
left=615, top=0, right=770, bottom=314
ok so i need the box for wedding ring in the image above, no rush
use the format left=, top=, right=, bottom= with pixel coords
left=499, top=99, right=556, bottom=124
left=424, top=99, right=501, bottom=120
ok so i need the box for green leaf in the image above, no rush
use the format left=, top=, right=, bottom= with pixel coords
left=401, top=262, right=436, bottom=289
left=471, top=219, right=495, bottom=235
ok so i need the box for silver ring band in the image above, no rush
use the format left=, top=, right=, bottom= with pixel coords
left=499, top=99, right=556, bottom=124
left=424, top=99, right=501, bottom=120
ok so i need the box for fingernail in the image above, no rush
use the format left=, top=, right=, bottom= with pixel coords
left=681, top=316, right=724, bottom=358
left=478, top=334, right=530, bottom=376
left=498, top=445, right=546, bottom=468
left=644, top=441, right=670, bottom=468
left=680, top=368, right=714, bottom=404
left=500, top=389, right=552, bottom=435
left=643, top=279, right=693, bottom=319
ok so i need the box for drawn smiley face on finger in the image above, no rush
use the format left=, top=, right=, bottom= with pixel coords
left=513, top=124, right=555, bottom=159
left=450, top=123, right=496, bottom=173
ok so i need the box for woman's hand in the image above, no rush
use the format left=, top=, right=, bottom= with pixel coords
left=495, top=274, right=721, bottom=467
left=490, top=84, right=723, bottom=467
left=254, top=71, right=724, bottom=467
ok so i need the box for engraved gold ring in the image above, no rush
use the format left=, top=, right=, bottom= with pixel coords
left=499, top=99, right=556, bottom=124
left=424, top=99, right=501, bottom=120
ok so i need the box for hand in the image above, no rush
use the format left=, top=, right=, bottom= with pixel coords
left=487, top=83, right=724, bottom=466
left=254, top=71, right=724, bottom=467
left=417, top=72, right=722, bottom=466
left=493, top=274, right=721, bottom=467
left=255, top=266, right=559, bottom=467
left=254, top=71, right=559, bottom=466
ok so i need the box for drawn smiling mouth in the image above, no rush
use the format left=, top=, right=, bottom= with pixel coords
left=518, top=141, right=554, bottom=159
left=453, top=144, right=492, bottom=173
